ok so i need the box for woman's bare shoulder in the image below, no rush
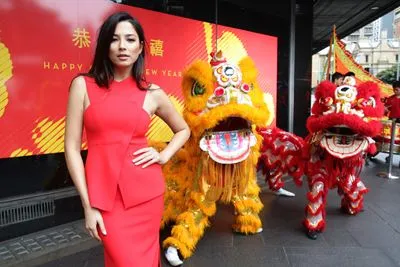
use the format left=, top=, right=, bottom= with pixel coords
left=147, top=83, right=166, bottom=98
left=147, top=83, right=162, bottom=90
left=69, top=75, right=87, bottom=95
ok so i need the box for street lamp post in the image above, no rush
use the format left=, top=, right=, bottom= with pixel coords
left=377, top=38, right=400, bottom=180
left=397, top=39, right=400, bottom=80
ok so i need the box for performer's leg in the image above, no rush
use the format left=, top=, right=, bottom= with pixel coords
left=261, top=164, right=296, bottom=197
left=303, top=173, right=328, bottom=239
left=163, top=191, right=216, bottom=262
left=339, top=175, right=368, bottom=215
left=232, top=178, right=264, bottom=234
left=274, top=188, right=295, bottom=197
left=265, top=164, right=284, bottom=192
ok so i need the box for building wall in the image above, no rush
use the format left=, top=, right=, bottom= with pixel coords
left=312, top=8, right=400, bottom=87
left=355, top=39, right=399, bottom=75
left=394, top=7, right=400, bottom=38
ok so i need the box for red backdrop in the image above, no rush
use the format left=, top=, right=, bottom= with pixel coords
left=0, top=0, right=277, bottom=158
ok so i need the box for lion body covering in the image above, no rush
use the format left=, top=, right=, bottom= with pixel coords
left=157, top=52, right=270, bottom=258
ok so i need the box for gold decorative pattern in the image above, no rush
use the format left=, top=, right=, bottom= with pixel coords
left=10, top=148, right=33, bottom=157
left=32, top=117, right=66, bottom=154
left=263, top=92, right=275, bottom=126
left=0, top=42, right=12, bottom=117
left=203, top=22, right=248, bottom=64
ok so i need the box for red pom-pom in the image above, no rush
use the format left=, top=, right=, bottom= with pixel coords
left=367, top=143, right=377, bottom=155
left=241, top=83, right=250, bottom=93
left=214, top=87, right=225, bottom=97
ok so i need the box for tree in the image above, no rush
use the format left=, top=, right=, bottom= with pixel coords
left=376, top=65, right=398, bottom=84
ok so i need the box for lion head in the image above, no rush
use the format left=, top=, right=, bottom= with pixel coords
left=182, top=51, right=269, bottom=162
left=308, top=81, right=384, bottom=159
left=181, top=51, right=270, bottom=201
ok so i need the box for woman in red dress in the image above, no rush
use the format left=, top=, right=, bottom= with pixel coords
left=64, top=11, right=190, bottom=266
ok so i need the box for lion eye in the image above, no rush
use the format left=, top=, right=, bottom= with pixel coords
left=191, top=81, right=205, bottom=96
left=319, top=97, right=333, bottom=106
left=367, top=97, right=376, bottom=107
left=357, top=97, right=376, bottom=108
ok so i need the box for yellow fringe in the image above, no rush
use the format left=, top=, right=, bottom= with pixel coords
left=189, top=192, right=217, bottom=216
left=201, top=154, right=253, bottom=203
left=232, top=214, right=262, bottom=234
left=233, top=199, right=263, bottom=214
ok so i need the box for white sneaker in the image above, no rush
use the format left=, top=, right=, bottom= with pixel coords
left=256, top=227, right=263, bottom=233
left=165, top=246, right=183, bottom=266
left=274, top=188, right=295, bottom=197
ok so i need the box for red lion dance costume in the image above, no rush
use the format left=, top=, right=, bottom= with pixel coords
left=302, top=81, right=384, bottom=239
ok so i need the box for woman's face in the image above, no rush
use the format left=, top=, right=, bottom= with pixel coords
left=109, top=21, right=143, bottom=70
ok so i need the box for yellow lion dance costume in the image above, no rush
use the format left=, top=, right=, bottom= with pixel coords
left=158, top=51, right=272, bottom=265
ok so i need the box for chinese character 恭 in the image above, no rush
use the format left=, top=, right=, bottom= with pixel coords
left=150, top=39, right=164, bottom=57
left=72, top=28, right=91, bottom=48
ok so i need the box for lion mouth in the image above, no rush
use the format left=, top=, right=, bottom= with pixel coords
left=326, top=126, right=356, bottom=136
left=321, top=126, right=371, bottom=158
left=199, top=117, right=256, bottom=164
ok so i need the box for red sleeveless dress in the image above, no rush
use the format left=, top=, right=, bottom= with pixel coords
left=83, top=76, right=165, bottom=267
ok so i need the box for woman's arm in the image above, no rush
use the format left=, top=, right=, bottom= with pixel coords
left=133, top=87, right=190, bottom=168
left=64, top=76, right=90, bottom=209
left=64, top=76, right=106, bottom=240
left=153, top=88, right=190, bottom=163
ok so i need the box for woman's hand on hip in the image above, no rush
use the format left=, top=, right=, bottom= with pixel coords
left=84, top=207, right=107, bottom=241
left=132, top=147, right=167, bottom=168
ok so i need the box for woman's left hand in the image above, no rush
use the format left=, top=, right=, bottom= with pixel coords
left=132, top=147, right=167, bottom=168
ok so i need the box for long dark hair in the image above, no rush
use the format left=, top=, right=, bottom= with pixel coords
left=88, top=11, right=148, bottom=90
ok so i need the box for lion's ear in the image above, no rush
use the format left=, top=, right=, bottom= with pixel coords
left=238, top=56, right=258, bottom=82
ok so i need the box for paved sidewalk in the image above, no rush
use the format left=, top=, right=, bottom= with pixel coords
left=3, top=154, right=400, bottom=267
left=0, top=220, right=98, bottom=267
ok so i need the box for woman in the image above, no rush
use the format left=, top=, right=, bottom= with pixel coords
left=64, top=11, right=190, bottom=266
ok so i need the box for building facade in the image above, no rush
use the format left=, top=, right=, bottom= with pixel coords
left=312, top=7, right=400, bottom=87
